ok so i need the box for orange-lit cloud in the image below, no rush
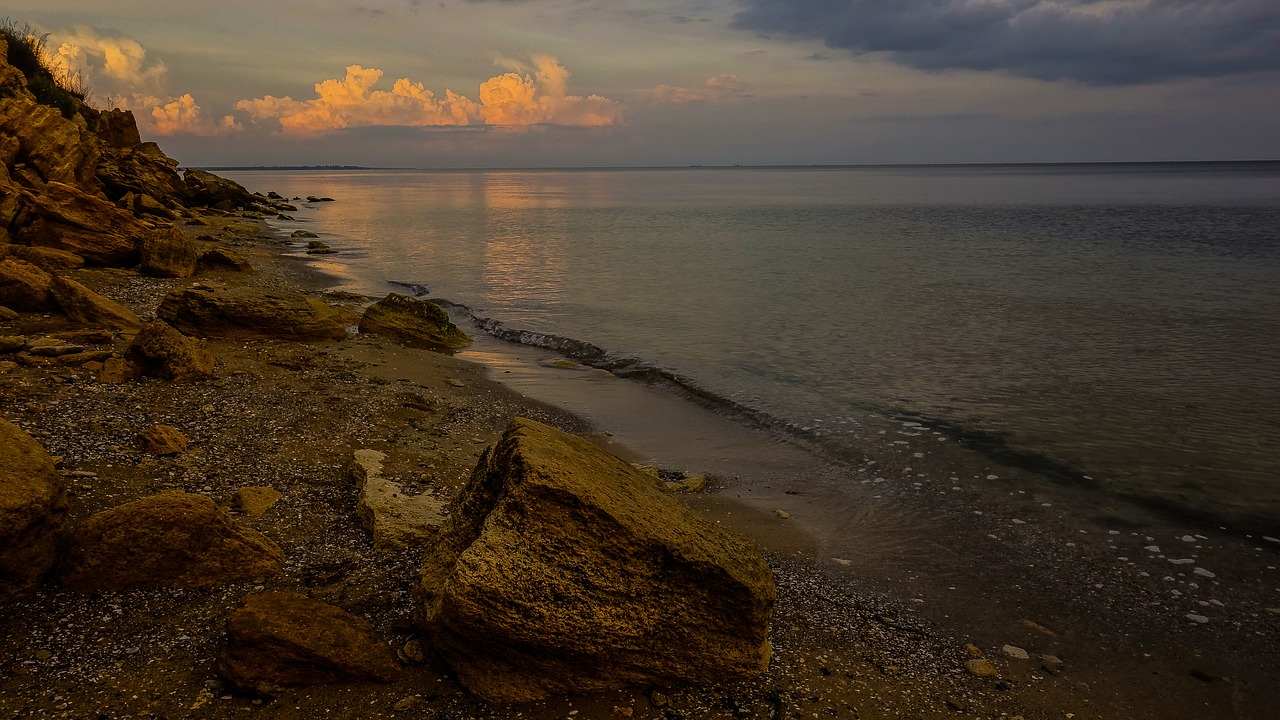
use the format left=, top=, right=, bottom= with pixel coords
left=45, top=26, right=168, bottom=94
left=150, top=94, right=240, bottom=136
left=238, top=57, right=621, bottom=135
left=650, top=74, right=747, bottom=104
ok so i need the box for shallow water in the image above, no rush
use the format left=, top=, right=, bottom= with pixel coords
left=228, top=163, right=1280, bottom=536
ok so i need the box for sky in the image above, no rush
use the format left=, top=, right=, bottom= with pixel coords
left=10, top=1, right=1280, bottom=168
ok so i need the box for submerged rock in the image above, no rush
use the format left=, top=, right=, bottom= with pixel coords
left=358, top=293, right=471, bottom=351
left=414, top=418, right=775, bottom=703
left=0, top=419, right=67, bottom=602
left=157, top=286, right=356, bottom=341
left=58, top=491, right=284, bottom=592
left=218, top=592, right=400, bottom=694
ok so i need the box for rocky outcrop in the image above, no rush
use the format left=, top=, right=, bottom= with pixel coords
left=358, top=293, right=471, bottom=351
left=140, top=226, right=199, bottom=278
left=349, top=449, right=446, bottom=551
left=93, top=108, right=142, bottom=149
left=183, top=168, right=262, bottom=211
left=0, top=255, right=52, bottom=310
left=0, top=244, right=84, bottom=272
left=0, top=78, right=100, bottom=190
left=10, top=181, right=145, bottom=266
left=58, top=491, right=284, bottom=592
left=218, top=592, right=401, bottom=694
left=48, top=275, right=143, bottom=330
left=157, top=286, right=356, bottom=341
left=414, top=418, right=775, bottom=703
left=0, top=419, right=67, bottom=602
left=98, top=142, right=189, bottom=208
left=126, top=320, right=216, bottom=381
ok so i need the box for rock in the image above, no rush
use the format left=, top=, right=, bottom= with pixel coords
left=0, top=245, right=84, bottom=271
left=775, top=510, right=791, bottom=519
left=0, top=87, right=100, bottom=189
left=677, top=472, right=709, bottom=492
left=0, top=419, right=68, bottom=602
left=349, top=449, right=446, bottom=551
left=94, top=108, right=143, bottom=148
left=218, top=592, right=400, bottom=694
left=1002, top=644, right=1030, bottom=660
left=0, top=360, right=16, bottom=373
left=11, top=182, right=147, bottom=266
left=96, top=140, right=190, bottom=210
left=359, top=293, right=471, bottom=351
left=135, top=425, right=188, bottom=455
left=291, top=230, right=319, bottom=239
left=58, top=491, right=285, bottom=592
left=0, top=335, right=25, bottom=352
left=197, top=247, right=253, bottom=272
left=157, top=286, right=357, bottom=341
left=183, top=168, right=263, bottom=210
left=0, top=256, right=53, bottom=311
left=48, top=275, right=143, bottom=330
left=233, top=487, right=283, bottom=517
left=414, top=418, right=775, bottom=703
left=0, top=306, right=17, bottom=321
left=126, top=320, right=216, bottom=381
left=140, top=227, right=199, bottom=278
left=97, top=356, right=142, bottom=383
left=965, top=659, right=999, bottom=678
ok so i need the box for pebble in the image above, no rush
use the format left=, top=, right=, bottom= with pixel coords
left=1002, top=645, right=1030, bottom=660
left=1193, top=567, right=1216, bottom=578
left=776, top=510, right=791, bottom=519
left=1185, top=613, right=1210, bottom=624
left=830, top=558, right=852, bottom=566
left=446, top=378, right=466, bottom=387
left=1181, top=535, right=1197, bottom=542
left=1144, top=545, right=1160, bottom=552
left=1169, top=558, right=1195, bottom=565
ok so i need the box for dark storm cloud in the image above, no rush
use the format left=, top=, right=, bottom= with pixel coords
left=731, top=0, right=1280, bottom=85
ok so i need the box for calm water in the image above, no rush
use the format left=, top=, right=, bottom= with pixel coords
left=226, top=164, right=1280, bottom=534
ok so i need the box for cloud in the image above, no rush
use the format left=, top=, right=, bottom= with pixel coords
left=731, top=0, right=1280, bottom=85
left=150, top=94, right=240, bottom=137
left=650, top=73, right=747, bottom=104
left=238, top=57, right=621, bottom=134
left=45, top=26, right=168, bottom=95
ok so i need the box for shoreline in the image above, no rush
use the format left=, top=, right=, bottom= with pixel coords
left=269, top=203, right=1280, bottom=718
left=2, top=202, right=1275, bottom=718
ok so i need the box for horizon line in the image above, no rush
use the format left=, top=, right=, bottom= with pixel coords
left=197, top=159, right=1280, bottom=172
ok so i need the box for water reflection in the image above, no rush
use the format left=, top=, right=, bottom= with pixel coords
left=480, top=174, right=568, bottom=311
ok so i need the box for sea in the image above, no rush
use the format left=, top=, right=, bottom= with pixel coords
left=225, top=163, right=1280, bottom=534
left=223, top=163, right=1280, bottom=712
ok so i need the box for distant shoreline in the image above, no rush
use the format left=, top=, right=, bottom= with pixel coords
left=206, top=159, right=1280, bottom=173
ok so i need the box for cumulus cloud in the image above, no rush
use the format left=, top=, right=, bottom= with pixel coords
left=45, top=26, right=168, bottom=95
left=731, top=0, right=1280, bottom=85
left=150, top=94, right=240, bottom=137
left=238, top=57, right=621, bottom=134
left=650, top=74, right=747, bottom=104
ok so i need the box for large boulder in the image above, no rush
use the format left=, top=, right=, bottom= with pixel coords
left=0, top=419, right=68, bottom=602
left=58, top=491, right=284, bottom=592
left=157, top=286, right=356, bottom=341
left=0, top=255, right=53, bottom=311
left=140, top=227, right=199, bottom=278
left=358, top=293, right=471, bottom=351
left=183, top=168, right=263, bottom=210
left=126, top=320, right=216, bottom=381
left=414, top=418, right=775, bottom=703
left=11, top=182, right=146, bottom=266
left=218, top=592, right=401, bottom=694
left=48, top=275, right=143, bottom=330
